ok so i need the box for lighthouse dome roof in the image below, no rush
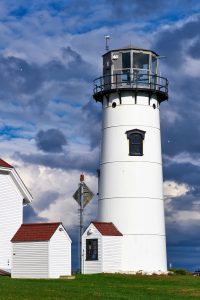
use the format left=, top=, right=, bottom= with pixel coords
left=103, top=45, right=159, bottom=56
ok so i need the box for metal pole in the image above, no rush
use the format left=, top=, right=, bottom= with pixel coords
left=79, top=175, right=84, bottom=273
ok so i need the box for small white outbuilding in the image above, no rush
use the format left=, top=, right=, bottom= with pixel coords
left=11, top=222, right=72, bottom=279
left=82, top=221, right=123, bottom=274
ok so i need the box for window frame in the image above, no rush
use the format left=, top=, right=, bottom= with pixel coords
left=125, top=129, right=146, bottom=156
left=86, top=239, right=98, bottom=261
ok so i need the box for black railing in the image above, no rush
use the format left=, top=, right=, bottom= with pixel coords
left=93, top=72, right=168, bottom=95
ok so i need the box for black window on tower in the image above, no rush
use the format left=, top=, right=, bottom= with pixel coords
left=86, top=239, right=98, bottom=261
left=126, top=129, right=146, bottom=156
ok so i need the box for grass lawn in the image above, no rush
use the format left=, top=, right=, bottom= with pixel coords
left=0, top=274, right=200, bottom=300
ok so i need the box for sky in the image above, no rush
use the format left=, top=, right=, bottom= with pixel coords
left=0, top=0, right=200, bottom=271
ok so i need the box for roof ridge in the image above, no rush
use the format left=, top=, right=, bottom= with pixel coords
left=11, top=222, right=63, bottom=242
left=91, top=221, right=123, bottom=236
left=22, top=222, right=62, bottom=226
left=92, top=221, right=113, bottom=224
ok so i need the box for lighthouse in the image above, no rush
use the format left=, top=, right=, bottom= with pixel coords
left=82, top=46, right=168, bottom=274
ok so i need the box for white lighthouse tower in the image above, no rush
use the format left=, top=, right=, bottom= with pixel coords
left=92, top=46, right=168, bottom=273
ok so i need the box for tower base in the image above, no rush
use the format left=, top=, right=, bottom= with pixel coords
left=121, top=234, right=167, bottom=273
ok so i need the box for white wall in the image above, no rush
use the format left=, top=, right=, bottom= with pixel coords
left=121, top=235, right=167, bottom=272
left=82, top=224, right=102, bottom=274
left=102, top=236, right=122, bottom=273
left=98, top=92, right=167, bottom=272
left=49, top=225, right=71, bottom=278
left=0, top=173, right=23, bottom=271
left=12, top=242, right=49, bottom=278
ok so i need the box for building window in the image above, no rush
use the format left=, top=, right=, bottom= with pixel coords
left=126, top=129, right=146, bottom=156
left=86, top=239, right=98, bottom=261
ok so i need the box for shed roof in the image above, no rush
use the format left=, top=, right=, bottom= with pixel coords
left=92, top=221, right=123, bottom=236
left=0, top=158, right=13, bottom=168
left=11, top=222, right=63, bottom=242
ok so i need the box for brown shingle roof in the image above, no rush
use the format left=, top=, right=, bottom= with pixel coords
left=92, top=221, right=123, bottom=236
left=11, top=222, right=62, bottom=242
left=0, top=159, right=13, bottom=168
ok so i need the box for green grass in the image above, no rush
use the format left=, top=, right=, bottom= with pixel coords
left=1, top=274, right=200, bottom=300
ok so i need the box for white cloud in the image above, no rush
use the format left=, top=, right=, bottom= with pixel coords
left=183, top=56, right=200, bottom=77
left=164, top=152, right=200, bottom=167
left=164, top=180, right=191, bottom=216
left=161, top=107, right=182, bottom=124
left=17, top=162, right=98, bottom=229
left=164, top=180, right=190, bottom=199
left=167, top=210, right=200, bottom=223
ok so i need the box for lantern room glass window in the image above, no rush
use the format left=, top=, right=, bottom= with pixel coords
left=133, top=53, right=149, bottom=70
left=152, top=56, right=157, bottom=74
left=126, top=129, right=146, bottom=156
left=86, top=239, right=98, bottom=261
left=122, top=52, right=130, bottom=69
left=133, top=53, right=150, bottom=86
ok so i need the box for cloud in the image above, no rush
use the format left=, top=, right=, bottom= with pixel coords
left=187, top=37, right=200, bottom=59
left=23, top=205, right=47, bottom=223
left=16, top=163, right=98, bottom=229
left=163, top=180, right=200, bottom=270
left=109, top=0, right=167, bottom=19
left=164, top=180, right=190, bottom=199
left=0, top=0, right=199, bottom=272
left=80, top=101, right=101, bottom=149
left=35, top=128, right=67, bottom=153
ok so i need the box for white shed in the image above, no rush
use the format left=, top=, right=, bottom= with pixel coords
left=0, top=159, right=32, bottom=272
left=82, top=222, right=123, bottom=274
left=11, top=222, right=72, bottom=278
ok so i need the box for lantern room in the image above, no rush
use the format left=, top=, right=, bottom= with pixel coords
left=93, top=47, right=168, bottom=103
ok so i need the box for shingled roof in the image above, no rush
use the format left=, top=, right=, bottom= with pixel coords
left=92, top=221, right=123, bottom=236
left=11, top=223, right=62, bottom=242
left=0, top=159, right=13, bottom=168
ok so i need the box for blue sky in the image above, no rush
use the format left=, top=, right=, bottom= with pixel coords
left=0, top=0, right=200, bottom=271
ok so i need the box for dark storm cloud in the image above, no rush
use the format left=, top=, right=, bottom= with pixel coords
left=81, top=101, right=101, bottom=149
left=187, top=38, right=200, bottom=59
left=23, top=205, right=47, bottom=223
left=155, top=15, right=200, bottom=175
left=154, top=14, right=200, bottom=66
left=35, top=128, right=67, bottom=153
left=43, top=47, right=94, bottom=82
left=34, top=191, right=60, bottom=211
left=109, top=0, right=166, bottom=18
left=0, top=46, right=94, bottom=110
left=164, top=161, right=200, bottom=187
left=152, top=14, right=200, bottom=271
left=161, top=115, right=200, bottom=157
left=166, top=221, right=200, bottom=270
left=165, top=189, right=200, bottom=270
left=167, top=194, right=195, bottom=213
left=14, top=148, right=99, bottom=174
left=0, top=56, right=42, bottom=96
left=108, top=0, right=199, bottom=21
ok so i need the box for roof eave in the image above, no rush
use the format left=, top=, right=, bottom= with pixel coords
left=10, top=168, right=33, bottom=204
left=102, top=47, right=159, bottom=57
left=0, top=165, right=33, bottom=203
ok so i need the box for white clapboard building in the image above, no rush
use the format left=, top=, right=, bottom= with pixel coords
left=11, top=222, right=72, bottom=278
left=82, top=222, right=123, bottom=274
left=0, top=159, right=33, bottom=272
